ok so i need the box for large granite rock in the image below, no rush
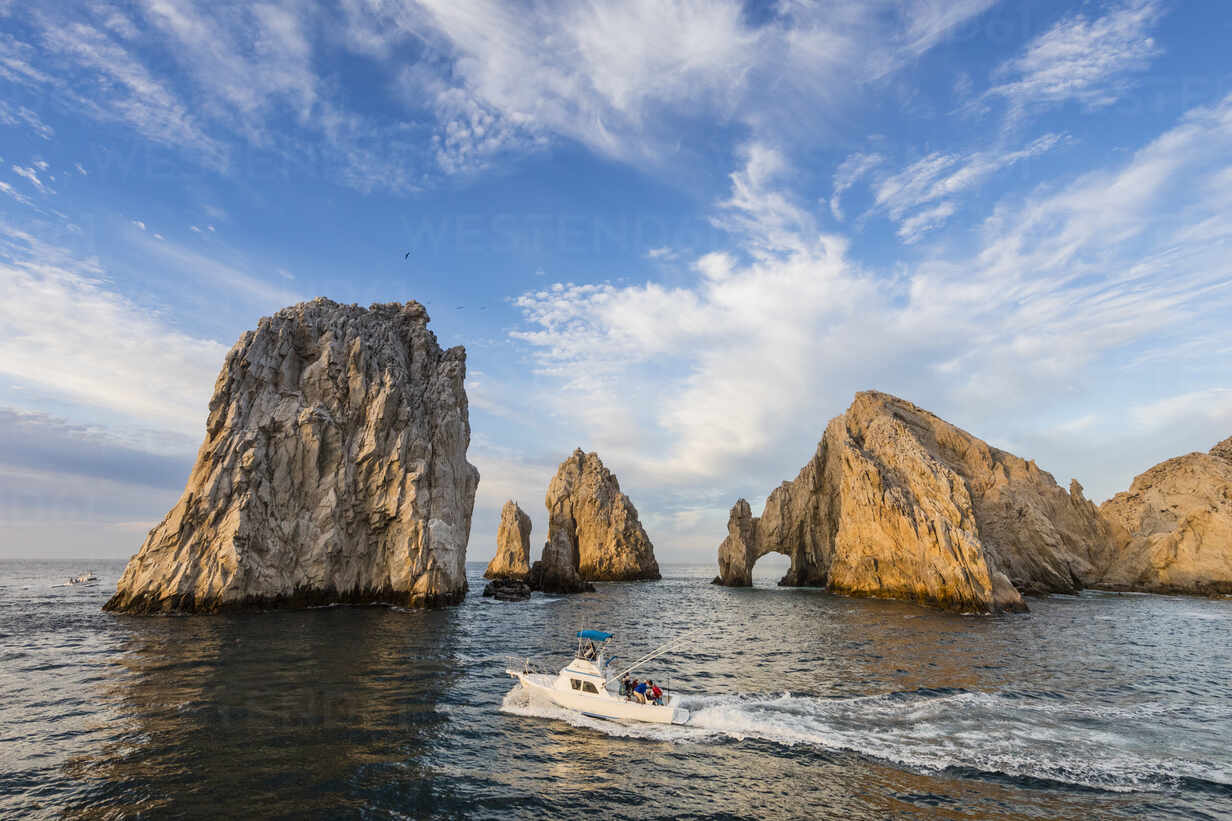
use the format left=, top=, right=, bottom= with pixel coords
left=484, top=501, right=532, bottom=580
left=1097, top=437, right=1232, bottom=594
left=545, top=449, right=660, bottom=582
left=105, top=298, right=479, bottom=613
left=527, top=529, right=595, bottom=594
left=715, top=391, right=1116, bottom=613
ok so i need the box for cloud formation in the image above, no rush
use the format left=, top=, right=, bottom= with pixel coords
left=0, top=223, right=227, bottom=436
left=987, top=0, right=1164, bottom=119
left=509, top=93, right=1232, bottom=555
left=0, top=1, right=999, bottom=189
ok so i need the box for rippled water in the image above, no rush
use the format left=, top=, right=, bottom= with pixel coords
left=2, top=559, right=1229, bottom=819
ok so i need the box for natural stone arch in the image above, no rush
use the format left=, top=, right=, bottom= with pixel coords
left=714, top=497, right=827, bottom=587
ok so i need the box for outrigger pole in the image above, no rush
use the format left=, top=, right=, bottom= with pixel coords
left=604, top=627, right=704, bottom=686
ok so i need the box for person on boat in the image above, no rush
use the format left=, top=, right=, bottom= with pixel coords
left=620, top=676, right=632, bottom=697
left=633, top=680, right=648, bottom=704
left=649, top=681, right=663, bottom=705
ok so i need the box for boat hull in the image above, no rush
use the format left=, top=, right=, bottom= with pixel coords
left=511, top=672, right=690, bottom=725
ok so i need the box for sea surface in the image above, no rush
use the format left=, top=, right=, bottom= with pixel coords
left=1, top=559, right=1229, bottom=820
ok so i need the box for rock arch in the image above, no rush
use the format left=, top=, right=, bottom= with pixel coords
left=714, top=495, right=828, bottom=587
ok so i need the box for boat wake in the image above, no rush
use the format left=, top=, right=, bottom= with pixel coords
left=501, top=684, right=1231, bottom=795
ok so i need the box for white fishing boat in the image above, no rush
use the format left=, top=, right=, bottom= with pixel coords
left=53, top=571, right=98, bottom=588
left=506, top=629, right=692, bottom=725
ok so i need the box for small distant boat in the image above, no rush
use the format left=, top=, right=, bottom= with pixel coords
left=506, top=629, right=692, bottom=725
left=53, top=571, right=98, bottom=588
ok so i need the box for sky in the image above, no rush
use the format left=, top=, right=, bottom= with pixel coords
left=0, top=0, right=1230, bottom=563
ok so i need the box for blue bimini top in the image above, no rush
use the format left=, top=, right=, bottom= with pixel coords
left=577, top=629, right=613, bottom=641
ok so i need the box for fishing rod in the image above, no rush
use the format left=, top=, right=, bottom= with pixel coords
left=604, top=627, right=704, bottom=686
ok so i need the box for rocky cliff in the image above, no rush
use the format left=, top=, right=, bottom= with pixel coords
left=1097, top=437, right=1232, bottom=594
left=485, top=501, right=532, bottom=580
left=105, top=298, right=480, bottom=613
left=716, top=392, right=1116, bottom=613
left=545, top=449, right=660, bottom=581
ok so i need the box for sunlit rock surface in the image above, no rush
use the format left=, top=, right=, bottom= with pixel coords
left=526, top=449, right=659, bottom=593
left=485, top=501, right=532, bottom=580
left=1098, top=437, right=1232, bottom=594
left=105, top=298, right=479, bottom=613
left=545, top=449, right=660, bottom=582
left=716, top=391, right=1117, bottom=613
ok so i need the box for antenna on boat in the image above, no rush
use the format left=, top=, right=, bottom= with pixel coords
left=604, top=627, right=703, bottom=686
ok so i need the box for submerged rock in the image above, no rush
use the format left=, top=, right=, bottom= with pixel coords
left=105, top=298, right=480, bottom=614
left=715, top=391, right=1116, bottom=613
left=482, top=579, right=532, bottom=601
left=485, top=501, right=532, bottom=580
left=1097, top=437, right=1232, bottom=595
left=544, top=449, right=660, bottom=582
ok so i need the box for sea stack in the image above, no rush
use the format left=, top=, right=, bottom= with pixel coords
left=547, top=449, right=660, bottom=581
left=105, top=298, right=480, bottom=613
left=1097, top=436, right=1232, bottom=594
left=528, top=449, right=659, bottom=592
left=485, top=501, right=533, bottom=580
left=715, top=391, right=1116, bottom=613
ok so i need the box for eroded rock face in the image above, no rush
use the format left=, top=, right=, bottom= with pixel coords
left=1211, top=436, right=1232, bottom=463
left=105, top=298, right=479, bottom=613
left=485, top=501, right=532, bottom=580
left=527, top=529, right=595, bottom=594
left=544, top=449, right=660, bottom=582
left=1097, top=439, right=1232, bottom=594
left=715, top=392, right=1116, bottom=613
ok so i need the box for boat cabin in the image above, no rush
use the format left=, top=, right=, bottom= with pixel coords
left=555, top=629, right=613, bottom=694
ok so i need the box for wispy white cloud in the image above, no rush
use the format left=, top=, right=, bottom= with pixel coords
left=368, top=0, right=1000, bottom=172
left=0, top=223, right=227, bottom=437
left=11, top=164, right=53, bottom=194
left=0, top=180, right=35, bottom=208
left=871, top=132, right=1065, bottom=240
left=136, top=0, right=318, bottom=135
left=30, top=13, right=224, bottom=164
left=986, top=0, right=1164, bottom=119
left=1128, top=388, right=1232, bottom=433
left=0, top=100, right=53, bottom=139
left=0, top=1, right=1002, bottom=191
left=130, top=229, right=301, bottom=308
left=896, top=200, right=957, bottom=244
left=131, top=219, right=146, bottom=231
left=712, top=142, right=819, bottom=259
left=829, top=152, right=883, bottom=221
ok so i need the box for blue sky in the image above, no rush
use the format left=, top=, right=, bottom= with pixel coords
left=1, top=0, right=1230, bottom=561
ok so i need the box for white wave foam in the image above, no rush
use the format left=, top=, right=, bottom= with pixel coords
left=500, top=684, right=1230, bottom=793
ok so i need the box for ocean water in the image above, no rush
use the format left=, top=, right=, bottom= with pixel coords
left=1, top=560, right=1229, bottom=820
